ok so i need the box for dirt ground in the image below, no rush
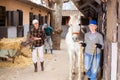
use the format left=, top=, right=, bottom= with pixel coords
left=0, top=39, right=89, bottom=80
left=0, top=40, right=70, bottom=80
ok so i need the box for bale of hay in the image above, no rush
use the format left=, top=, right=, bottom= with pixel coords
left=0, top=38, right=24, bottom=50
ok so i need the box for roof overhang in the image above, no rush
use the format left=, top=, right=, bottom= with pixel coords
left=18, top=0, right=55, bottom=12
left=62, top=10, right=83, bottom=16
left=71, top=0, right=107, bottom=19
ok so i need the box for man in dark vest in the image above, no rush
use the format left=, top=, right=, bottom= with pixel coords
left=30, top=19, right=45, bottom=72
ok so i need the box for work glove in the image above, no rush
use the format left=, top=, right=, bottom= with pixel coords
left=80, top=42, right=86, bottom=47
left=95, top=43, right=102, bottom=49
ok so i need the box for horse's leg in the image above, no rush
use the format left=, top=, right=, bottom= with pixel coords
left=74, top=52, right=77, bottom=74
left=77, top=50, right=81, bottom=80
left=68, top=50, right=73, bottom=80
left=72, top=52, right=76, bottom=74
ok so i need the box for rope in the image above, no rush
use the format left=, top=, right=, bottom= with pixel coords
left=93, top=47, right=97, bottom=70
left=80, top=45, right=84, bottom=72
left=85, top=47, right=97, bottom=72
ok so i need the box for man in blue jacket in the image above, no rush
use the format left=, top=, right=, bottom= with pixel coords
left=42, top=23, right=54, bottom=54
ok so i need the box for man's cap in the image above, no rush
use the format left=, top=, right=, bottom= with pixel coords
left=89, top=20, right=97, bottom=25
left=43, top=23, right=48, bottom=27
left=32, top=19, right=38, bottom=24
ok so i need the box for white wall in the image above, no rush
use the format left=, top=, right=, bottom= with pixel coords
left=8, top=27, right=17, bottom=38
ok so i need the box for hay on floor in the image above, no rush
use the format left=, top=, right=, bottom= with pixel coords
left=0, top=38, right=32, bottom=68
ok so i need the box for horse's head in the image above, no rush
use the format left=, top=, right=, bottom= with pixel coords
left=68, top=14, right=81, bottom=42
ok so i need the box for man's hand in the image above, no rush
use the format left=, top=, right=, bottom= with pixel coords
left=34, top=37, right=41, bottom=40
left=52, top=32, right=55, bottom=34
left=95, top=43, right=102, bottom=49
left=94, top=44, right=97, bottom=48
left=78, top=42, right=86, bottom=47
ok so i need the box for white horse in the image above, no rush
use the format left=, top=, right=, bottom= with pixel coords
left=65, top=14, right=83, bottom=80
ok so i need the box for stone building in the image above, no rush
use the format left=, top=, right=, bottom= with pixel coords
left=0, top=0, right=53, bottom=38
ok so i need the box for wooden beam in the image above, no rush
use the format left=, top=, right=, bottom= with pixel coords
left=88, top=4, right=98, bottom=12
left=78, top=0, right=99, bottom=13
left=79, top=1, right=93, bottom=9
left=95, top=0, right=101, bottom=4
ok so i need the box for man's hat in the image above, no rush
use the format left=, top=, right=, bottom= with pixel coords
left=32, top=19, right=38, bottom=24
left=89, top=20, right=97, bottom=25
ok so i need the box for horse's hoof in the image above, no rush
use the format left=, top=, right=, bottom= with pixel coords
left=84, top=71, right=86, bottom=75
left=72, top=72, right=76, bottom=75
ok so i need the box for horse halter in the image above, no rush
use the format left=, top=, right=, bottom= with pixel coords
left=72, top=32, right=80, bottom=42
left=72, top=32, right=79, bottom=35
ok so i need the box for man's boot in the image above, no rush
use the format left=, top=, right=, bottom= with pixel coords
left=50, top=49, right=53, bottom=54
left=45, top=49, right=47, bottom=54
left=41, top=61, right=44, bottom=71
left=34, top=63, right=37, bottom=72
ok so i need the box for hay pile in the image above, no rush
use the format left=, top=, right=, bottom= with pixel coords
left=0, top=38, right=54, bottom=68
left=0, top=55, right=32, bottom=68
left=0, top=38, right=31, bottom=56
left=0, top=38, right=23, bottom=50
left=20, top=46, right=32, bottom=57
left=0, top=38, right=32, bottom=67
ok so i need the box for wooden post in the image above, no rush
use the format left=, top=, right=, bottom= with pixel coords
left=117, top=0, right=120, bottom=80
left=106, top=0, right=117, bottom=41
left=117, top=31, right=120, bottom=79
left=50, top=0, right=63, bottom=50
left=103, top=0, right=118, bottom=80
left=117, top=0, right=120, bottom=42
left=103, top=40, right=112, bottom=80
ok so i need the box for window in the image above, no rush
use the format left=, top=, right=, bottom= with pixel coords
left=0, top=6, right=6, bottom=26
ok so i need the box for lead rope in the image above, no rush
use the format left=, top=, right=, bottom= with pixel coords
left=85, top=47, right=96, bottom=72
left=80, top=45, right=84, bottom=72
left=93, top=47, right=97, bottom=70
